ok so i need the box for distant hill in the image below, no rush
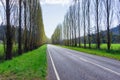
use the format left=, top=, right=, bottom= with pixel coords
left=0, top=25, right=6, bottom=40
left=0, top=25, right=23, bottom=41
left=110, top=24, right=120, bottom=35
left=99, top=24, right=120, bottom=43
left=79, top=24, right=120, bottom=43
left=93, top=24, right=120, bottom=43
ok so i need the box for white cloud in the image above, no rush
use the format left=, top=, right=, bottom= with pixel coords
left=41, top=0, right=72, bottom=5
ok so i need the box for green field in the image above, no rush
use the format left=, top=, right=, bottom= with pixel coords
left=0, top=44, right=4, bottom=61
left=0, top=45, right=47, bottom=80
left=80, top=44, right=120, bottom=50
left=61, top=44, right=120, bottom=61
left=0, top=44, right=24, bottom=62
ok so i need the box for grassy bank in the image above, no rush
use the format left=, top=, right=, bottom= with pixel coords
left=61, top=45, right=120, bottom=61
left=0, top=45, right=47, bottom=80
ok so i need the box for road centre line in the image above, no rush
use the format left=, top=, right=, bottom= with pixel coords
left=65, top=51, right=120, bottom=76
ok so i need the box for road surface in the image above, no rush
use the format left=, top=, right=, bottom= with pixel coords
left=47, top=45, right=120, bottom=80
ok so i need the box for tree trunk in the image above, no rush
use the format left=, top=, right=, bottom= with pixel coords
left=18, top=0, right=22, bottom=55
left=96, top=0, right=100, bottom=49
left=106, top=0, right=111, bottom=50
left=88, top=0, right=91, bottom=48
left=78, top=0, right=81, bottom=47
left=6, top=0, right=13, bottom=60
left=24, top=0, right=28, bottom=52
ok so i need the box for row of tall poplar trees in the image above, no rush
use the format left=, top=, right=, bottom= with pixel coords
left=0, top=0, right=46, bottom=60
left=52, top=0, right=120, bottom=50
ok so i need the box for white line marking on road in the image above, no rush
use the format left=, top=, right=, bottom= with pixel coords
left=66, top=51, right=120, bottom=76
left=48, top=50, right=60, bottom=80
left=78, top=57, right=120, bottom=76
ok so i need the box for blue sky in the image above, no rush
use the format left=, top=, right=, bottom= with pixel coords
left=41, top=0, right=71, bottom=38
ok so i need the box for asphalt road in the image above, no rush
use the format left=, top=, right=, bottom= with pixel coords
left=47, top=45, right=120, bottom=80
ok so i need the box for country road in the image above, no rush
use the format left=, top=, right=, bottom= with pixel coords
left=47, top=45, right=120, bottom=80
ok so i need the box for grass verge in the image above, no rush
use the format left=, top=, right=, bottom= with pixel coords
left=61, top=46, right=120, bottom=61
left=0, top=45, right=47, bottom=80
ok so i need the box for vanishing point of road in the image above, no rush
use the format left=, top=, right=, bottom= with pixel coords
left=47, top=45, right=120, bottom=80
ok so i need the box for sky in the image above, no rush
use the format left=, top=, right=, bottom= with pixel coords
left=0, top=0, right=71, bottom=38
left=41, top=0, right=119, bottom=38
left=41, top=0, right=72, bottom=38
left=0, top=0, right=119, bottom=38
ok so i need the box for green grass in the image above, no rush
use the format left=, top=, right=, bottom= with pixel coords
left=0, top=45, right=47, bottom=80
left=61, top=45, right=120, bottom=61
left=0, top=44, right=4, bottom=60
left=0, top=44, right=4, bottom=54
left=80, top=44, right=120, bottom=50
left=0, top=44, right=27, bottom=61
